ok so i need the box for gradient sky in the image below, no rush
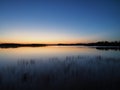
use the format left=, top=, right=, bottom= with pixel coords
left=0, top=0, right=120, bottom=44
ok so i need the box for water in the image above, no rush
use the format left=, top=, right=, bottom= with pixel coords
left=0, top=46, right=119, bottom=61
left=0, top=46, right=120, bottom=90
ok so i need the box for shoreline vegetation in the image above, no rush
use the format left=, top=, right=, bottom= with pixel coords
left=0, top=41, right=120, bottom=48
left=0, top=55, right=120, bottom=90
left=0, top=43, right=47, bottom=48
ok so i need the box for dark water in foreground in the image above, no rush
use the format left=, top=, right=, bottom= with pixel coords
left=0, top=46, right=120, bottom=90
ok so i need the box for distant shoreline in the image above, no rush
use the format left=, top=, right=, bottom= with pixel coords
left=0, top=41, right=120, bottom=48
left=0, top=43, right=47, bottom=48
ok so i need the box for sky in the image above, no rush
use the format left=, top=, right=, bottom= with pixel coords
left=0, top=0, right=120, bottom=44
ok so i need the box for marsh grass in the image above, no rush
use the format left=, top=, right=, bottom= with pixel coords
left=0, top=55, right=120, bottom=90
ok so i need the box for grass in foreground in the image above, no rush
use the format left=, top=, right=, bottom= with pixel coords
left=0, top=56, right=120, bottom=90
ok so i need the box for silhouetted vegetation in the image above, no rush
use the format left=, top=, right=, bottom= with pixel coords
left=0, top=43, right=47, bottom=48
left=0, top=41, right=120, bottom=48
left=57, top=41, right=120, bottom=46
left=0, top=56, right=120, bottom=90
left=86, top=41, right=120, bottom=46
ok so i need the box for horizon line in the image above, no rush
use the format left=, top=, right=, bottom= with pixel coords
left=0, top=40, right=120, bottom=45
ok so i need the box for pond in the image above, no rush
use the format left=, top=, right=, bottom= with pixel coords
left=0, top=46, right=120, bottom=90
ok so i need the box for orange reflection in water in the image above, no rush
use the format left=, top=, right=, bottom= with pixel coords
left=0, top=46, right=96, bottom=60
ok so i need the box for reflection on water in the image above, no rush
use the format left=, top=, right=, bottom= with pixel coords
left=0, top=46, right=120, bottom=61
left=0, top=56, right=120, bottom=90
left=96, top=46, right=120, bottom=51
left=0, top=46, right=120, bottom=90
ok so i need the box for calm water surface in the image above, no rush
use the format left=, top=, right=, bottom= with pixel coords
left=0, top=46, right=120, bottom=90
left=0, top=46, right=120, bottom=61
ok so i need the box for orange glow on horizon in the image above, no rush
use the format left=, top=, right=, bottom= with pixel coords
left=0, top=27, right=98, bottom=44
left=0, top=29, right=95, bottom=44
left=0, top=38, right=93, bottom=44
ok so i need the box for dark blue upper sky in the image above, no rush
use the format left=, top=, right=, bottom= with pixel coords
left=0, top=0, right=120, bottom=43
